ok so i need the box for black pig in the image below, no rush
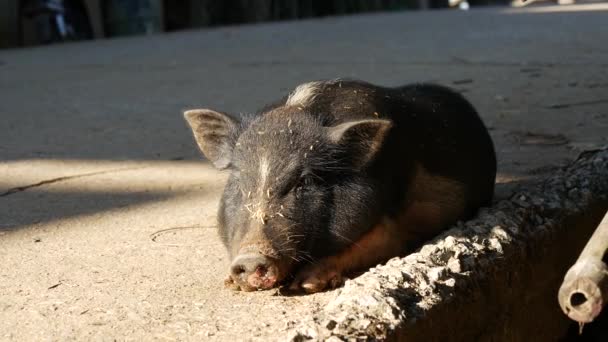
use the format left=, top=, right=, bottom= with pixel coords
left=184, top=79, right=496, bottom=293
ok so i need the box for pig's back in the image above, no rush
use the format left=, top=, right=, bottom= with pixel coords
left=282, top=80, right=496, bottom=236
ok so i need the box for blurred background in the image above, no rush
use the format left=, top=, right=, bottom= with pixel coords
left=0, top=0, right=572, bottom=49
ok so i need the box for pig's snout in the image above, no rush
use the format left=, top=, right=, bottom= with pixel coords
left=230, top=253, right=279, bottom=291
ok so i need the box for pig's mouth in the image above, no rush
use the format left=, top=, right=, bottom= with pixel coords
left=225, top=253, right=294, bottom=291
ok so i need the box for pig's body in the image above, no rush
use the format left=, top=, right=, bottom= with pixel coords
left=185, top=79, right=496, bottom=293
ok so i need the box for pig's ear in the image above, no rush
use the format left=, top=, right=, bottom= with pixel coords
left=184, top=109, right=239, bottom=169
left=327, top=119, right=392, bottom=167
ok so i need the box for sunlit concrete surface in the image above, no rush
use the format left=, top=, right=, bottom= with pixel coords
left=0, top=159, right=218, bottom=194
left=1, top=3, right=607, bottom=340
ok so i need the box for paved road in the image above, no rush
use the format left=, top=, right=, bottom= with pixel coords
left=1, top=3, right=607, bottom=340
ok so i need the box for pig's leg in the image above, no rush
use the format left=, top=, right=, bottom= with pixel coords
left=290, top=202, right=449, bottom=293
left=289, top=219, right=410, bottom=293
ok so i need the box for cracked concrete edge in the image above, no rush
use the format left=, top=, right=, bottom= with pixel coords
left=286, top=147, right=608, bottom=341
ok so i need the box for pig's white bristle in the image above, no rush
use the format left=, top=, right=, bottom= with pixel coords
left=259, top=157, right=270, bottom=191
left=286, top=81, right=324, bottom=107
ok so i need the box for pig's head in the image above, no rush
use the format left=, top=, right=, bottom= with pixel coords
left=184, top=108, right=391, bottom=291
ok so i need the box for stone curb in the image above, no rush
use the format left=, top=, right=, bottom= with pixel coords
left=287, top=147, right=608, bottom=341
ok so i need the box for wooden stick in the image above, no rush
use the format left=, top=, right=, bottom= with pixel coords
left=558, top=210, right=608, bottom=323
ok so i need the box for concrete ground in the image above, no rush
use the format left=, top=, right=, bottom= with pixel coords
left=1, top=3, right=607, bottom=341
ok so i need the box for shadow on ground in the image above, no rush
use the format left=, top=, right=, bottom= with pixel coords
left=0, top=158, right=221, bottom=233
left=0, top=190, right=173, bottom=231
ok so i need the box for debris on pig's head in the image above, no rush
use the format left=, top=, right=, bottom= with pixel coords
left=184, top=108, right=392, bottom=172
left=184, top=108, right=392, bottom=290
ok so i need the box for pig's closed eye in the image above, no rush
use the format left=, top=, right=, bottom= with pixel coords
left=294, top=175, right=315, bottom=197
